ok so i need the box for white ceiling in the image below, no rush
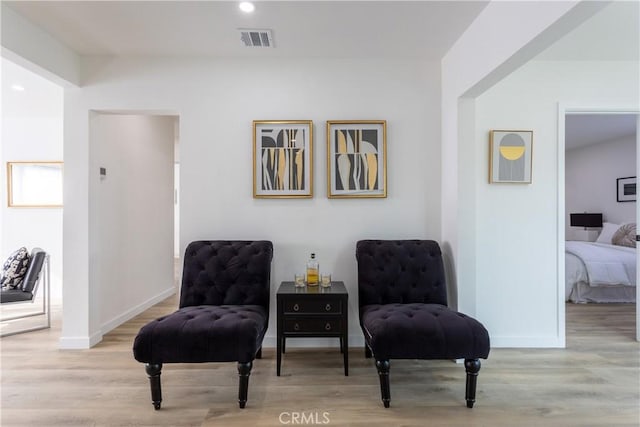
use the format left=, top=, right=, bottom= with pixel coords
left=4, top=1, right=637, bottom=61
left=1, top=58, right=63, bottom=118
left=3, top=1, right=638, bottom=140
left=536, top=0, right=639, bottom=61
left=3, top=1, right=490, bottom=59
left=566, top=115, right=637, bottom=151
left=556, top=1, right=639, bottom=149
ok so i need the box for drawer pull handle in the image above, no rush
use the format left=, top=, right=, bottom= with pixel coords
left=294, top=323, right=300, bottom=331
left=325, top=323, right=332, bottom=331
left=325, top=303, right=332, bottom=311
left=293, top=304, right=300, bottom=312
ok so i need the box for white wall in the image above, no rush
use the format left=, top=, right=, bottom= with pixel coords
left=474, top=60, right=639, bottom=347
left=1, top=59, right=63, bottom=302
left=6, top=1, right=624, bottom=349
left=440, top=0, right=597, bottom=316
left=89, top=114, right=176, bottom=332
left=566, top=134, right=636, bottom=239
left=63, top=57, right=441, bottom=347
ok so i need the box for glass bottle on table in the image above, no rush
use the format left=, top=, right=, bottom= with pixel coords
left=306, top=253, right=319, bottom=286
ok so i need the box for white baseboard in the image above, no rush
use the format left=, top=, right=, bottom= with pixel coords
left=490, top=335, right=564, bottom=348
left=101, top=287, right=176, bottom=336
left=59, top=331, right=103, bottom=349
left=58, top=287, right=175, bottom=349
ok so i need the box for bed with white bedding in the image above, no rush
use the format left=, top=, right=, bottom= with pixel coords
left=565, top=241, right=636, bottom=303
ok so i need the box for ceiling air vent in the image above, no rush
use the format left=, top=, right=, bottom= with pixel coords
left=239, top=29, right=274, bottom=48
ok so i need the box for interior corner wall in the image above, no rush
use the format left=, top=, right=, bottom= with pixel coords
left=61, top=91, right=94, bottom=348
left=473, top=60, right=639, bottom=347
left=566, top=135, right=637, bottom=237
left=440, top=0, right=583, bottom=317
left=64, top=57, right=441, bottom=347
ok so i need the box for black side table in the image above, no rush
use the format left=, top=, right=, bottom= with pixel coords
left=276, top=281, right=348, bottom=376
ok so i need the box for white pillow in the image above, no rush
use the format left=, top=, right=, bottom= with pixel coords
left=595, top=222, right=620, bottom=244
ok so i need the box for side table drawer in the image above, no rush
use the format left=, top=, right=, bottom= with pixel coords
left=284, top=299, right=341, bottom=314
left=284, top=318, right=341, bottom=334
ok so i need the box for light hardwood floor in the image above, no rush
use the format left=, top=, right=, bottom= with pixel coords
left=1, top=298, right=638, bottom=427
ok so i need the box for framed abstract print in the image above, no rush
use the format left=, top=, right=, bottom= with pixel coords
left=253, top=120, right=313, bottom=198
left=489, top=130, right=533, bottom=184
left=326, top=120, right=387, bottom=198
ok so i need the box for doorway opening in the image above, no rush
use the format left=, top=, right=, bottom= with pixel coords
left=89, top=112, right=179, bottom=337
left=562, top=109, right=639, bottom=344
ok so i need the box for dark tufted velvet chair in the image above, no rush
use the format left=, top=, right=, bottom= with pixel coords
left=356, top=240, right=490, bottom=408
left=133, top=240, right=273, bottom=409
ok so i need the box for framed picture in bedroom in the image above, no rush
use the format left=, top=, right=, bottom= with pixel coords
left=326, top=120, right=387, bottom=198
left=489, top=130, right=533, bottom=184
left=253, top=120, right=313, bottom=198
left=616, top=176, right=636, bottom=202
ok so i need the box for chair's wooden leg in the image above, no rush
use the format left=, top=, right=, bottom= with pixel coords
left=365, top=344, right=372, bottom=358
left=464, top=358, right=481, bottom=408
left=375, top=360, right=391, bottom=408
left=256, top=347, right=262, bottom=359
left=238, top=361, right=253, bottom=409
left=145, top=363, right=162, bottom=410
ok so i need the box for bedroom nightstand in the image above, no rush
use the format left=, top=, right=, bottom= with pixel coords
left=276, top=281, right=349, bottom=376
left=569, top=213, right=602, bottom=242
left=573, top=229, right=599, bottom=242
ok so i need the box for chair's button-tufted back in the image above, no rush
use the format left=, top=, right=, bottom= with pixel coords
left=356, top=240, right=447, bottom=307
left=179, top=240, right=273, bottom=309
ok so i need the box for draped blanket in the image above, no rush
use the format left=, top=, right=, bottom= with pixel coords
left=565, top=241, right=636, bottom=287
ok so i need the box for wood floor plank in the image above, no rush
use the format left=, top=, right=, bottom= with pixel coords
left=2, top=297, right=638, bottom=426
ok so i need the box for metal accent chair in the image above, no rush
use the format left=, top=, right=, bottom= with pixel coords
left=133, top=240, right=273, bottom=409
left=356, top=240, right=490, bottom=408
left=0, top=248, right=50, bottom=337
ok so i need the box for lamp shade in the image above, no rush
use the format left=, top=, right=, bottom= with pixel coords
left=570, top=213, right=603, bottom=228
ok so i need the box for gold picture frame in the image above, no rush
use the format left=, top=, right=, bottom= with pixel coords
left=253, top=120, right=313, bottom=198
left=326, top=120, right=387, bottom=198
left=489, top=130, right=533, bottom=184
left=7, top=161, right=63, bottom=207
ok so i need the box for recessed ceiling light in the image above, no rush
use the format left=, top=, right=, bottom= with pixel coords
left=239, top=2, right=255, bottom=13
left=11, top=84, right=25, bottom=91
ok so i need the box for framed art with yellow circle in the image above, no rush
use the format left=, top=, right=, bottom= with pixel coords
left=489, top=130, right=533, bottom=184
